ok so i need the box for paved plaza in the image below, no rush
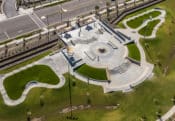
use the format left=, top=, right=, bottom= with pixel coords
left=61, top=20, right=154, bottom=92
left=0, top=19, right=154, bottom=105
left=0, top=0, right=173, bottom=120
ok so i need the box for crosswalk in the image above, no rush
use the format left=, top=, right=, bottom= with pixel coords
left=29, top=13, right=47, bottom=28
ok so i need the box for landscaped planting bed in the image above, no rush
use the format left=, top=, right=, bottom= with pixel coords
left=75, top=64, right=108, bottom=80
left=127, top=10, right=161, bottom=29
left=127, top=43, right=141, bottom=61
left=4, top=65, right=60, bottom=100
left=138, top=19, right=161, bottom=36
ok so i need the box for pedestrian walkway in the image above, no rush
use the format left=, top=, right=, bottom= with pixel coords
left=123, top=8, right=166, bottom=39
left=0, top=53, right=67, bottom=106
left=156, top=106, right=175, bottom=121
left=61, top=20, right=154, bottom=93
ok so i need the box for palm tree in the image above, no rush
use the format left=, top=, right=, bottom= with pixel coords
left=32, top=1, right=36, bottom=9
left=76, top=16, right=80, bottom=27
left=39, top=29, right=42, bottom=40
left=46, top=16, right=50, bottom=42
left=86, top=92, right=91, bottom=105
left=16, top=0, right=21, bottom=11
left=95, top=5, right=100, bottom=17
left=106, top=1, right=111, bottom=21
left=5, top=44, right=8, bottom=57
left=115, top=0, right=119, bottom=16
left=47, top=29, right=50, bottom=43
left=27, top=0, right=31, bottom=8
left=67, top=19, right=70, bottom=27
left=23, top=38, right=26, bottom=50
left=53, top=27, right=57, bottom=35
left=134, top=0, right=136, bottom=7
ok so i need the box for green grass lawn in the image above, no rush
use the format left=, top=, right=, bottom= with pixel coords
left=0, top=73, right=175, bottom=121
left=0, top=0, right=175, bottom=121
left=3, top=65, right=60, bottom=100
left=127, top=10, right=161, bottom=29
left=138, top=19, right=161, bottom=36
left=75, top=64, right=108, bottom=80
left=127, top=43, right=141, bottom=61
left=0, top=51, right=51, bottom=74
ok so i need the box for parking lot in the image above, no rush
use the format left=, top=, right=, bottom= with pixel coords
left=0, top=15, right=39, bottom=42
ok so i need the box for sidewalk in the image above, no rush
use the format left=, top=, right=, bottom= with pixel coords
left=0, top=53, right=66, bottom=106
left=123, top=8, right=166, bottom=39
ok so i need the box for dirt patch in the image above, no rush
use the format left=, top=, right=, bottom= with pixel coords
left=32, top=116, right=45, bottom=121
left=60, top=104, right=120, bottom=114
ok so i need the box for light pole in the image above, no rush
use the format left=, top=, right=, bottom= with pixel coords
left=60, top=4, right=68, bottom=24
left=67, top=64, right=73, bottom=120
left=59, top=4, right=68, bottom=37
left=41, top=15, right=50, bottom=42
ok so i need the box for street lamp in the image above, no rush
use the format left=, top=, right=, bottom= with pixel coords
left=41, top=16, right=50, bottom=42
left=67, top=64, right=73, bottom=120
left=59, top=4, right=68, bottom=37
left=41, top=15, right=49, bottom=26
left=60, top=4, right=68, bottom=24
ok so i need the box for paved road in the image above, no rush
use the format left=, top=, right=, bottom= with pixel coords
left=35, top=0, right=111, bottom=25
left=0, top=0, right=126, bottom=42
left=2, top=0, right=18, bottom=17
left=0, top=15, right=39, bottom=41
left=0, top=0, right=110, bottom=41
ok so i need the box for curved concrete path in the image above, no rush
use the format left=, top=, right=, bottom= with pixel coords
left=61, top=20, right=154, bottom=93
left=0, top=53, right=67, bottom=106
left=2, top=0, right=18, bottom=18
left=123, top=8, right=166, bottom=39
left=122, top=8, right=175, bottom=121
left=156, top=106, right=175, bottom=121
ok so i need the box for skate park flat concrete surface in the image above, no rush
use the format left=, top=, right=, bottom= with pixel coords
left=61, top=21, right=154, bottom=92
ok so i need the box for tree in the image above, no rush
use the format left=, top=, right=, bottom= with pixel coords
left=106, top=1, right=111, bottom=21
left=39, top=29, right=42, bottom=40
left=134, top=0, right=136, bottom=7
left=156, top=110, right=162, bottom=120
left=26, top=111, right=32, bottom=121
left=23, top=38, right=26, bottom=50
left=95, top=5, right=100, bottom=18
left=124, top=1, right=127, bottom=10
left=39, top=95, right=44, bottom=107
left=67, top=19, right=70, bottom=27
left=140, top=116, right=147, bottom=121
left=171, top=96, right=175, bottom=105
left=5, top=44, right=8, bottom=57
left=115, top=0, right=119, bottom=16
left=16, top=0, right=22, bottom=11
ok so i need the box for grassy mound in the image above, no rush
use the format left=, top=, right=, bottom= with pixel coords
left=138, top=19, right=161, bottom=36
left=127, top=43, right=141, bottom=61
left=127, top=10, right=161, bottom=29
left=3, top=65, right=60, bottom=100
left=75, top=64, right=107, bottom=80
